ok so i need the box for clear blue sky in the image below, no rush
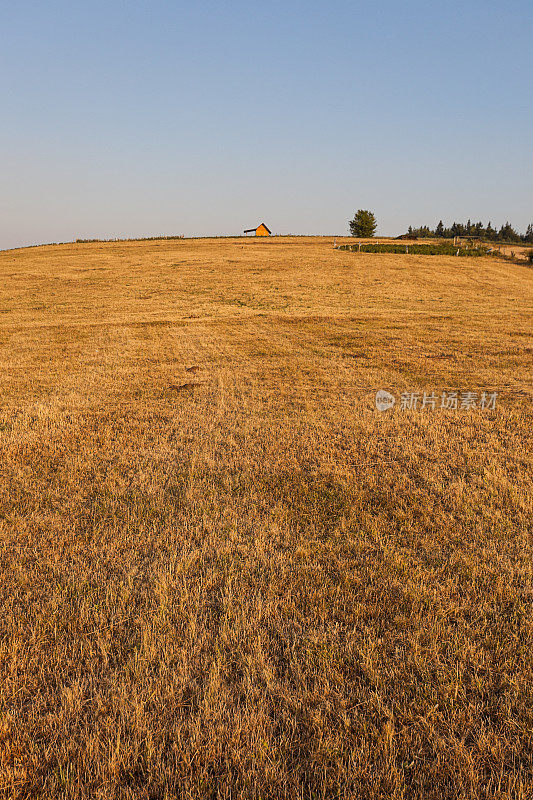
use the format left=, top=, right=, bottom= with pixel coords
left=1, top=0, right=532, bottom=248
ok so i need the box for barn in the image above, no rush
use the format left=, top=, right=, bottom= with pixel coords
left=244, top=223, right=271, bottom=237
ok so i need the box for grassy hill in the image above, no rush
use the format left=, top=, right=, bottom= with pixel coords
left=0, top=237, right=532, bottom=799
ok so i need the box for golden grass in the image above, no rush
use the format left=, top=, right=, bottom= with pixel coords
left=0, top=236, right=532, bottom=799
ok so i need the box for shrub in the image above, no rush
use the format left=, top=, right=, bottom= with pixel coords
left=337, top=243, right=489, bottom=257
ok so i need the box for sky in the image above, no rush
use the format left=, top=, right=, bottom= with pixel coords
left=1, top=0, right=532, bottom=249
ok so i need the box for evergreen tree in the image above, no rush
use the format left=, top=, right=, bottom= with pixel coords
left=349, top=210, right=377, bottom=238
left=498, top=222, right=520, bottom=242
left=485, top=222, right=496, bottom=240
left=449, top=222, right=466, bottom=237
left=524, top=223, right=533, bottom=243
left=435, top=220, right=445, bottom=237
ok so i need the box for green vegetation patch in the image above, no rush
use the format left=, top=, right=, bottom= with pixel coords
left=338, top=243, right=489, bottom=257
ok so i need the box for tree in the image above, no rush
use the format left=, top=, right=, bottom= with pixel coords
left=435, top=220, right=445, bottom=237
left=498, top=222, right=520, bottom=242
left=524, top=223, right=533, bottom=243
left=485, top=221, right=497, bottom=240
left=349, top=210, right=377, bottom=238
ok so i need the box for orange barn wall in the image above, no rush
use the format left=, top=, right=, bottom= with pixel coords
left=256, top=225, right=270, bottom=236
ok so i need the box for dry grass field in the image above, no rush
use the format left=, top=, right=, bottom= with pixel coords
left=0, top=236, right=532, bottom=799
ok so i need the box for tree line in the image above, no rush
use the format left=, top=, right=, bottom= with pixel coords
left=348, top=210, right=533, bottom=243
left=407, top=220, right=533, bottom=243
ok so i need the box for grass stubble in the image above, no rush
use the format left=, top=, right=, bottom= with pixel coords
left=0, top=237, right=532, bottom=799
